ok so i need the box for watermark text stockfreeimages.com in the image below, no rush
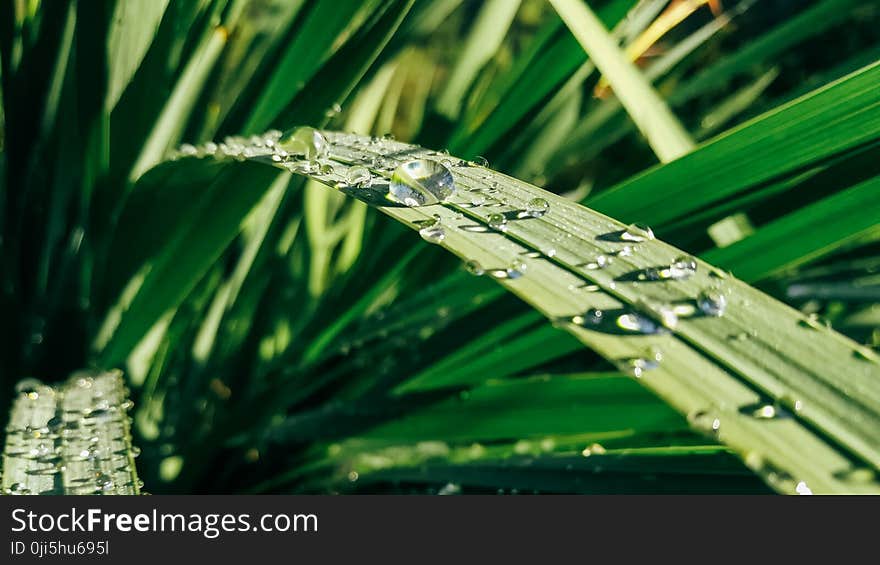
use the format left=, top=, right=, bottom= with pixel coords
left=11, top=507, right=318, bottom=539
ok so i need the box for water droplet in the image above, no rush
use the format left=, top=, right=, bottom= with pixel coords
left=581, top=443, right=606, bottom=457
left=389, top=160, right=455, bottom=206
left=131, top=446, right=142, bottom=458
left=278, top=126, right=328, bottom=161
left=47, top=416, right=64, bottom=432
left=465, top=260, right=484, bottom=276
left=87, top=407, right=114, bottom=421
left=575, top=308, right=604, bottom=326
left=319, top=163, right=334, bottom=175
left=347, top=470, right=359, bottom=482
left=585, top=254, right=611, bottom=270
left=616, top=245, right=634, bottom=257
left=834, top=467, right=876, bottom=484
left=621, top=354, right=661, bottom=378
left=418, top=220, right=446, bottom=244
left=779, top=395, right=804, bottom=413
left=346, top=165, right=372, bottom=187
left=622, top=223, right=654, bottom=242
left=741, top=401, right=792, bottom=420
left=656, top=305, right=679, bottom=329
left=753, top=404, right=778, bottom=419
left=795, top=481, right=813, bottom=495
left=525, top=197, right=549, bottom=218
left=179, top=143, right=198, bottom=156
left=506, top=259, right=527, bottom=279
left=438, top=483, right=461, bottom=495
left=75, top=376, right=93, bottom=388
left=487, top=213, right=507, bottom=231
left=470, top=193, right=486, bottom=206
left=6, top=483, right=30, bottom=495
left=324, top=103, right=342, bottom=118
left=688, top=410, right=721, bottom=436
left=853, top=347, right=878, bottom=362
left=96, top=472, right=115, bottom=491
left=799, top=313, right=828, bottom=330
left=473, top=156, right=489, bottom=167
left=15, top=378, right=43, bottom=399
left=669, top=255, right=697, bottom=279
left=616, top=312, right=659, bottom=334
left=697, top=289, right=727, bottom=317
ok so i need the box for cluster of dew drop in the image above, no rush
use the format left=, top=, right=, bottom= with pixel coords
left=567, top=221, right=736, bottom=379
left=174, top=128, right=735, bottom=363
left=2, top=373, right=142, bottom=496
left=173, top=129, right=564, bottom=267
left=176, top=130, right=739, bottom=379
left=173, top=131, right=861, bottom=491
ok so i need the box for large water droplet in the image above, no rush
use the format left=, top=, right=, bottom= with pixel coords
left=622, top=223, right=654, bottom=242
left=278, top=127, right=328, bottom=161
left=697, top=289, right=727, bottom=317
left=389, top=160, right=455, bottom=206
left=525, top=197, right=549, bottom=218
left=487, top=213, right=507, bottom=231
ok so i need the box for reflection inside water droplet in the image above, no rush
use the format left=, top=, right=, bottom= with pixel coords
left=389, top=160, right=455, bottom=206
left=278, top=126, right=328, bottom=161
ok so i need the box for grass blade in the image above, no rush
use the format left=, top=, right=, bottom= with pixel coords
left=162, top=130, right=880, bottom=493
left=2, top=371, right=141, bottom=495
left=549, top=0, right=694, bottom=162
left=588, top=61, right=880, bottom=227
